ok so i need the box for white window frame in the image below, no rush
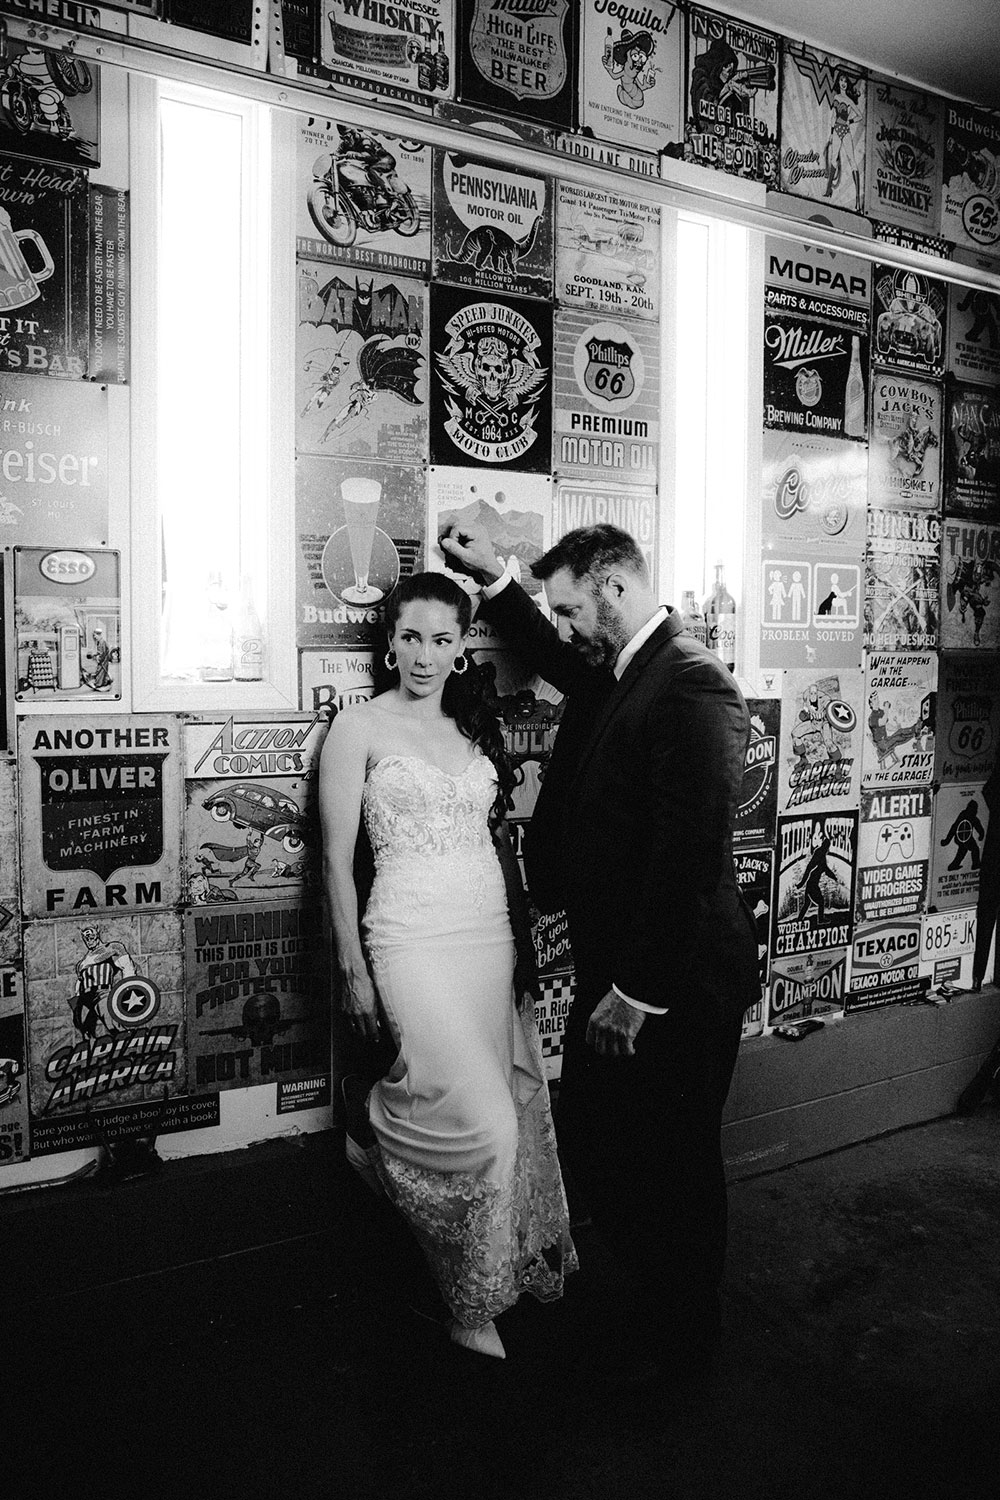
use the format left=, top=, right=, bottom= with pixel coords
left=670, top=208, right=761, bottom=682
left=129, top=73, right=296, bottom=712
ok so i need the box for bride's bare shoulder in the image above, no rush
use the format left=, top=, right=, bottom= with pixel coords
left=322, top=699, right=376, bottom=755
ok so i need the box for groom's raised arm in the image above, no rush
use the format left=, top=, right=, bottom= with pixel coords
left=439, top=522, right=596, bottom=698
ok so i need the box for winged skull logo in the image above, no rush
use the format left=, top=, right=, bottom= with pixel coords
left=436, top=332, right=547, bottom=416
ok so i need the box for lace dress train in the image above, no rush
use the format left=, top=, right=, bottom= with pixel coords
left=360, top=754, right=576, bottom=1329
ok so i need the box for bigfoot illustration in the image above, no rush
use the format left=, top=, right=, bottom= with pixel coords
left=940, top=799, right=986, bottom=872
left=796, top=822, right=835, bottom=922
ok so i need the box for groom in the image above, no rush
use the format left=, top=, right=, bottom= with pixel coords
left=440, top=520, right=760, bottom=1391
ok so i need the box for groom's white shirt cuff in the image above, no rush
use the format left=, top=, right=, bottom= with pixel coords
left=614, top=984, right=668, bottom=1015
left=480, top=567, right=513, bottom=598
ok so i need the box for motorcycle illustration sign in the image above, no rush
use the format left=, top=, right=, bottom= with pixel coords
left=296, top=119, right=430, bottom=275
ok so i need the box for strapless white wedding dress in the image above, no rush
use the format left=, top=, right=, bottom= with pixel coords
left=361, top=752, right=576, bottom=1328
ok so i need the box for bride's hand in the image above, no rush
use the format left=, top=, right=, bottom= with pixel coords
left=514, top=952, right=541, bottom=1013
left=340, top=969, right=380, bottom=1043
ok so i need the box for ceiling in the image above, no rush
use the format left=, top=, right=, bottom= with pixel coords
left=739, top=0, right=1000, bottom=111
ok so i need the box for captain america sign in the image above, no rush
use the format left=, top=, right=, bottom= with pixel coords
left=430, top=286, right=552, bottom=470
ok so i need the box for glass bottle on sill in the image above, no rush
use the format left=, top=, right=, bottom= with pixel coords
left=198, top=572, right=233, bottom=682
left=233, top=573, right=264, bottom=682
left=703, top=561, right=736, bottom=672
left=680, top=589, right=707, bottom=645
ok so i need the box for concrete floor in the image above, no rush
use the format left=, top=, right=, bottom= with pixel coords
left=6, top=1105, right=1000, bottom=1498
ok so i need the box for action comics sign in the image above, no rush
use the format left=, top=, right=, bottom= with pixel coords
left=864, top=79, right=943, bottom=235
left=18, top=715, right=183, bottom=919
left=684, top=5, right=779, bottom=186
left=552, top=307, right=659, bottom=480
left=182, top=714, right=327, bottom=909
left=779, top=45, right=866, bottom=213
left=296, top=260, right=428, bottom=466
left=431, top=147, right=554, bottom=300
left=429, top=284, right=553, bottom=471
left=864, top=508, right=940, bottom=652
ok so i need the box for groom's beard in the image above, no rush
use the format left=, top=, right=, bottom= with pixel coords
left=574, top=596, right=630, bottom=669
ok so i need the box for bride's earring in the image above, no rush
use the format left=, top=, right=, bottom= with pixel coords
left=385, top=649, right=397, bottom=671
left=451, top=653, right=468, bottom=675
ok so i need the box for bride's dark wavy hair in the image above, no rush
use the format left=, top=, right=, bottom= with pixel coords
left=382, top=572, right=516, bottom=828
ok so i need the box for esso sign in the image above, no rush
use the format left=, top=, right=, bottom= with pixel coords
left=39, top=551, right=96, bottom=584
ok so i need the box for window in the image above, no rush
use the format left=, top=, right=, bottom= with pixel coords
left=672, top=210, right=754, bottom=638
left=130, top=76, right=295, bottom=708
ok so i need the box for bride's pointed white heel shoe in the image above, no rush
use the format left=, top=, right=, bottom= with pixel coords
left=344, top=1130, right=382, bottom=1196
left=448, top=1318, right=506, bottom=1359
left=341, top=1076, right=382, bottom=1196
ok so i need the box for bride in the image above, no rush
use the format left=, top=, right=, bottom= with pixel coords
left=320, top=571, right=576, bottom=1359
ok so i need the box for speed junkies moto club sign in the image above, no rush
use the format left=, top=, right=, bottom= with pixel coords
left=431, top=286, right=552, bottom=469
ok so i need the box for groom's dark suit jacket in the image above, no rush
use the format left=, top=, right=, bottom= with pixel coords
left=480, top=579, right=759, bottom=1015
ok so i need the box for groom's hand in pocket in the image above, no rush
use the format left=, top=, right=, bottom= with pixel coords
left=586, top=989, right=646, bottom=1058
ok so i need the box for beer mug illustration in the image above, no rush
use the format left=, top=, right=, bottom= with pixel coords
left=340, top=476, right=384, bottom=605
left=0, top=208, right=54, bottom=312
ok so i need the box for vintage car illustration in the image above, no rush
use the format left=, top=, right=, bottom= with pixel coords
left=202, top=783, right=308, bottom=853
